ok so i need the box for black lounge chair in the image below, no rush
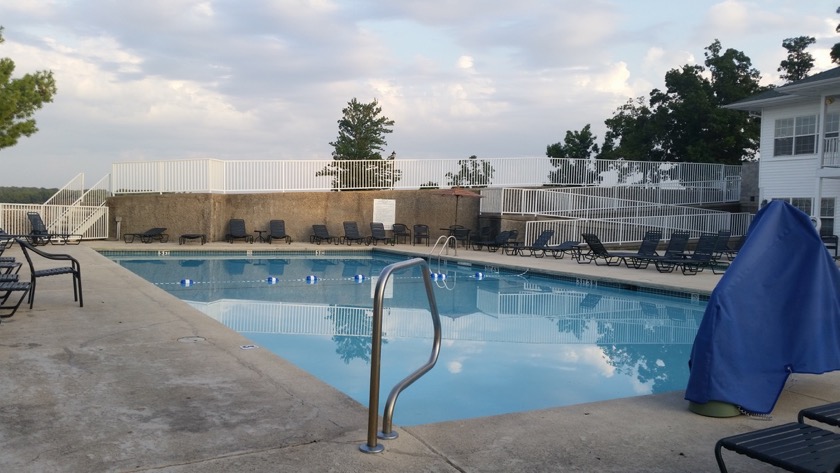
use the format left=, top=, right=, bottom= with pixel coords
left=654, top=233, right=719, bottom=275
left=712, top=229, right=732, bottom=260
left=608, top=231, right=662, bottom=268
left=577, top=233, right=621, bottom=266
left=0, top=280, right=30, bottom=320
left=413, top=224, right=430, bottom=246
left=370, top=222, right=394, bottom=246
left=342, top=221, right=370, bottom=246
left=124, top=227, right=169, bottom=243
left=392, top=223, right=411, bottom=244
left=546, top=240, right=582, bottom=259
left=27, top=212, right=80, bottom=245
left=267, top=220, right=292, bottom=244
left=471, top=230, right=511, bottom=252
left=517, top=230, right=556, bottom=257
left=626, top=231, right=690, bottom=269
left=715, top=403, right=840, bottom=473
left=310, top=224, right=338, bottom=245
left=16, top=238, right=83, bottom=309
left=225, top=219, right=254, bottom=243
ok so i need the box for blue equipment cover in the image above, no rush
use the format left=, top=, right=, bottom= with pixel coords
left=685, top=201, right=840, bottom=414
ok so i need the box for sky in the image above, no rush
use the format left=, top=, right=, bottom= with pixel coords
left=0, top=0, right=838, bottom=188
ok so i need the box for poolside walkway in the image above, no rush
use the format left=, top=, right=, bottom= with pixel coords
left=1, top=239, right=838, bottom=472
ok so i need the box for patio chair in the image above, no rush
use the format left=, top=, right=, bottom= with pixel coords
left=517, top=230, right=556, bottom=258
left=654, top=233, right=719, bottom=275
left=123, top=227, right=169, bottom=244
left=471, top=230, right=510, bottom=252
left=625, top=231, right=690, bottom=269
left=451, top=226, right=471, bottom=248
left=225, top=219, right=254, bottom=243
left=342, top=221, right=370, bottom=246
left=391, top=223, right=411, bottom=244
left=712, top=229, right=732, bottom=260
left=715, top=403, right=840, bottom=473
left=798, top=401, right=840, bottom=428
left=0, top=280, right=30, bottom=320
left=26, top=211, right=80, bottom=246
left=413, top=224, right=430, bottom=246
left=267, top=220, right=292, bottom=244
left=607, top=230, right=662, bottom=269
left=370, top=222, right=394, bottom=246
left=546, top=240, right=582, bottom=259
left=577, top=233, right=622, bottom=266
left=310, top=224, right=338, bottom=245
left=16, top=238, right=83, bottom=309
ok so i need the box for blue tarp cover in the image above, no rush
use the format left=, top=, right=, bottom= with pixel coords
left=685, top=201, right=840, bottom=414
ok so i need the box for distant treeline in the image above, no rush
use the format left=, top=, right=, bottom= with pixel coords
left=0, top=187, right=59, bottom=204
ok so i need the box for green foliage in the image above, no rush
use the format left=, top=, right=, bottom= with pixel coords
left=546, top=124, right=600, bottom=184
left=833, top=6, right=840, bottom=65
left=445, top=155, right=495, bottom=188
left=0, top=186, right=58, bottom=203
left=598, top=39, right=763, bottom=165
left=317, top=98, right=400, bottom=190
left=778, top=36, right=815, bottom=83
left=0, top=27, right=57, bottom=150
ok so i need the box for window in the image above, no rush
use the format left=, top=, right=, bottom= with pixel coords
left=774, top=115, right=817, bottom=156
left=791, top=197, right=812, bottom=216
left=821, top=197, right=836, bottom=236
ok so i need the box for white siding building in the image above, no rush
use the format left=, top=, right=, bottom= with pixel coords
left=727, top=67, right=840, bottom=236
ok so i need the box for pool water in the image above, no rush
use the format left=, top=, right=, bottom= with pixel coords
left=111, top=252, right=707, bottom=426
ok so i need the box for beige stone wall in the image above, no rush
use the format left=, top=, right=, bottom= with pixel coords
left=108, top=190, right=483, bottom=243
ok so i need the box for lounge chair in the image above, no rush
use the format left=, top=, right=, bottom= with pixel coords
left=546, top=240, right=582, bottom=259
left=502, top=229, right=521, bottom=255
left=626, top=231, right=690, bottom=269
left=27, top=211, right=80, bottom=245
left=712, top=229, right=732, bottom=260
left=654, top=233, right=719, bottom=275
left=0, top=280, right=30, bottom=320
left=225, top=219, right=254, bottom=243
left=577, top=233, right=622, bottom=266
left=123, top=227, right=169, bottom=244
left=342, top=221, right=370, bottom=246
left=413, top=224, right=430, bottom=246
left=471, top=230, right=511, bottom=252
left=391, top=223, right=411, bottom=244
left=310, top=225, right=338, bottom=245
left=608, top=231, right=662, bottom=268
left=369, top=222, right=394, bottom=246
left=715, top=403, right=840, bottom=473
left=517, top=230, right=556, bottom=257
left=16, top=238, right=83, bottom=309
left=267, top=220, right=292, bottom=244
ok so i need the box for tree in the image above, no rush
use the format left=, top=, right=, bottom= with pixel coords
left=317, top=98, right=399, bottom=190
left=600, top=39, right=763, bottom=165
left=0, top=27, right=57, bottom=150
left=546, top=124, right=600, bottom=184
left=833, top=6, right=840, bottom=65
left=778, top=36, right=815, bottom=83
left=445, top=155, right=494, bottom=187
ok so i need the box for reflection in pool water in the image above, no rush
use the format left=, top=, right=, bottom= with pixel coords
left=112, top=253, right=706, bottom=426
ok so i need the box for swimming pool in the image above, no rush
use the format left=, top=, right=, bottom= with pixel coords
left=108, top=251, right=707, bottom=426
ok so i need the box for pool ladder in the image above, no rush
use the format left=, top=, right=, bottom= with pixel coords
left=359, top=257, right=442, bottom=454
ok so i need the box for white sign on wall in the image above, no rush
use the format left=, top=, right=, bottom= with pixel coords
left=372, top=199, right=396, bottom=230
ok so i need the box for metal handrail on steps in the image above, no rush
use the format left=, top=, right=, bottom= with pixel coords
left=359, top=258, right=442, bottom=454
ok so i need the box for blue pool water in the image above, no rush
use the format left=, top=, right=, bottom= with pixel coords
left=108, top=251, right=707, bottom=426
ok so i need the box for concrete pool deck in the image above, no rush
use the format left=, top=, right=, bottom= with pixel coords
left=2, top=239, right=839, bottom=472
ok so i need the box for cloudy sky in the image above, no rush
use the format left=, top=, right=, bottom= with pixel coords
left=0, top=1, right=837, bottom=188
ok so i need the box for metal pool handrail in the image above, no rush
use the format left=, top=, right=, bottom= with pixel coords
left=359, top=257, right=442, bottom=454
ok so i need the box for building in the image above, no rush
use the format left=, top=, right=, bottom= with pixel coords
left=726, top=67, right=840, bottom=236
